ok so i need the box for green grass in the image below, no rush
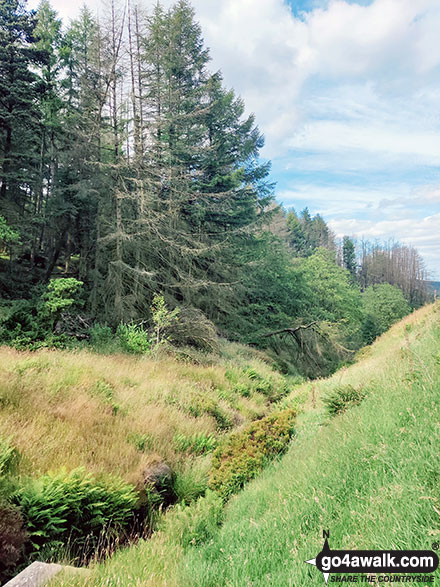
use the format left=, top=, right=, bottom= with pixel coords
left=51, top=302, right=440, bottom=586
left=177, top=303, right=440, bottom=586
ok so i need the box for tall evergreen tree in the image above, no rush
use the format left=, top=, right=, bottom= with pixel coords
left=93, top=0, right=274, bottom=323
left=342, top=236, right=357, bottom=282
left=31, top=0, right=62, bottom=266
left=0, top=0, right=42, bottom=226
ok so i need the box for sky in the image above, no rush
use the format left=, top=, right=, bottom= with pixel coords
left=27, top=0, right=440, bottom=278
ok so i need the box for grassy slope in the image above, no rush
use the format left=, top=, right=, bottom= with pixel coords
left=0, top=342, right=288, bottom=486
left=179, top=302, right=440, bottom=586
left=54, top=302, right=440, bottom=586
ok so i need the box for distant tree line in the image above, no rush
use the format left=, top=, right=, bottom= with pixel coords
left=0, top=0, right=431, bottom=376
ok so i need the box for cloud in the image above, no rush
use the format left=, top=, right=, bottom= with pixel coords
left=186, top=0, right=440, bottom=150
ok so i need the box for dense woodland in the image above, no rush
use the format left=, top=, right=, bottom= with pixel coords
left=0, top=0, right=431, bottom=376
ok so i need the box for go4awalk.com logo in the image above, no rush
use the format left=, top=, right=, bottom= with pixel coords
left=305, top=531, right=439, bottom=584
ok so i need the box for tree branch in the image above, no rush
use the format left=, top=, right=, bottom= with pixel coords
left=262, top=322, right=319, bottom=338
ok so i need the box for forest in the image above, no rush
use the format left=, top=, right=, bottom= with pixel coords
left=0, top=0, right=431, bottom=375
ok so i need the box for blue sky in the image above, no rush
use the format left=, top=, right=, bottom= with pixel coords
left=288, top=0, right=374, bottom=16
left=28, top=0, right=440, bottom=278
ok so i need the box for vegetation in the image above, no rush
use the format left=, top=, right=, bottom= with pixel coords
left=16, top=468, right=138, bottom=561
left=0, top=337, right=297, bottom=575
left=0, top=343, right=290, bottom=480
left=208, top=408, right=296, bottom=499
left=362, top=283, right=411, bottom=343
left=0, top=0, right=430, bottom=380
left=50, top=303, right=440, bottom=586
left=0, top=0, right=435, bottom=582
left=322, top=383, right=368, bottom=417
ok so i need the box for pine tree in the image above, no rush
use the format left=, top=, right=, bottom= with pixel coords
left=342, top=236, right=357, bottom=282
left=32, top=0, right=63, bottom=266
left=93, top=0, right=275, bottom=323
left=286, top=209, right=307, bottom=256
left=59, top=7, right=112, bottom=293
left=0, top=0, right=42, bottom=226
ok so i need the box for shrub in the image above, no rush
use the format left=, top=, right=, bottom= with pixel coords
left=0, top=502, right=28, bottom=584
left=0, top=215, right=20, bottom=247
left=165, top=307, right=219, bottom=353
left=209, top=409, right=296, bottom=499
left=173, top=432, right=218, bottom=456
left=187, top=393, right=233, bottom=430
left=116, top=323, right=151, bottom=354
left=228, top=367, right=290, bottom=403
left=16, top=467, right=138, bottom=559
left=151, top=294, right=180, bottom=348
left=362, top=283, right=410, bottom=344
left=232, top=382, right=251, bottom=397
left=323, top=384, right=368, bottom=417
left=0, top=279, right=84, bottom=349
left=89, top=323, right=115, bottom=351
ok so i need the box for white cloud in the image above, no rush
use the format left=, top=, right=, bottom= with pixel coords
left=287, top=119, right=440, bottom=166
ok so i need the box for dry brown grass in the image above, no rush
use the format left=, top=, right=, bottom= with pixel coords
left=0, top=344, right=288, bottom=482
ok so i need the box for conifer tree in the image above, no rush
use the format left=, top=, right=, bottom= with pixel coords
left=0, top=0, right=42, bottom=220
left=342, top=236, right=357, bottom=282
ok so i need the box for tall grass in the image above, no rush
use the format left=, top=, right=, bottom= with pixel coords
left=0, top=343, right=291, bottom=486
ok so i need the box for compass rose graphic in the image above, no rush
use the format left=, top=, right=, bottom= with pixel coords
left=305, top=537, right=331, bottom=585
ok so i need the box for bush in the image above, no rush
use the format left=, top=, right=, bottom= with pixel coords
left=187, top=393, right=234, bottom=430
left=116, top=323, right=151, bottom=354
left=89, top=323, right=115, bottom=352
left=16, top=467, right=138, bottom=559
left=0, top=215, right=20, bottom=247
left=0, top=502, right=28, bottom=584
left=323, top=384, right=368, bottom=417
left=165, top=307, right=219, bottom=353
left=41, top=278, right=84, bottom=329
left=209, top=409, right=296, bottom=499
left=151, top=294, right=180, bottom=349
left=362, top=284, right=411, bottom=344
left=0, top=279, right=84, bottom=349
left=226, top=366, right=290, bottom=403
